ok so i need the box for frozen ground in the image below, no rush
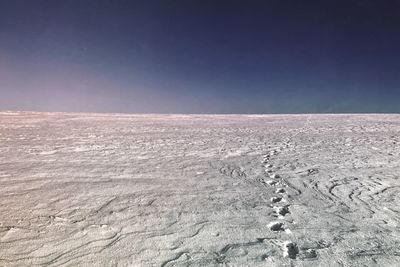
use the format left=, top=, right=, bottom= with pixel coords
left=1, top=112, right=400, bottom=266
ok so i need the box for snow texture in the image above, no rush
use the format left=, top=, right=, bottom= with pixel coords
left=1, top=112, right=400, bottom=266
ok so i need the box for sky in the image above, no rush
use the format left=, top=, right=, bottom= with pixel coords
left=0, top=0, right=399, bottom=113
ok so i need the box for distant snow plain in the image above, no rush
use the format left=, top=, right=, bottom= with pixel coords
left=1, top=112, right=399, bottom=266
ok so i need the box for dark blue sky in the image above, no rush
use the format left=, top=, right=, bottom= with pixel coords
left=1, top=0, right=399, bottom=113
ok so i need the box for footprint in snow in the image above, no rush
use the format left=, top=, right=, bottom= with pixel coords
left=276, top=188, right=285, bottom=194
left=273, top=205, right=290, bottom=216
left=283, top=241, right=299, bottom=259
left=267, top=221, right=285, bottom=232
left=271, top=196, right=282, bottom=203
left=270, top=173, right=280, bottom=179
left=264, top=180, right=277, bottom=186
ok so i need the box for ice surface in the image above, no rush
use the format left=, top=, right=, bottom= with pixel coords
left=1, top=112, right=400, bottom=266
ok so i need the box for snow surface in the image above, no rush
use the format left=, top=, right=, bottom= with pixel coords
left=1, top=112, right=400, bottom=266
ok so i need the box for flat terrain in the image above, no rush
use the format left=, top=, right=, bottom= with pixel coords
left=1, top=112, right=400, bottom=266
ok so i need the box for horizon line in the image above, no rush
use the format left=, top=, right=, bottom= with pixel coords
left=1, top=109, right=399, bottom=116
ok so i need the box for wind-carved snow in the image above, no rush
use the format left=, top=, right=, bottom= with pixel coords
left=0, top=112, right=400, bottom=266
